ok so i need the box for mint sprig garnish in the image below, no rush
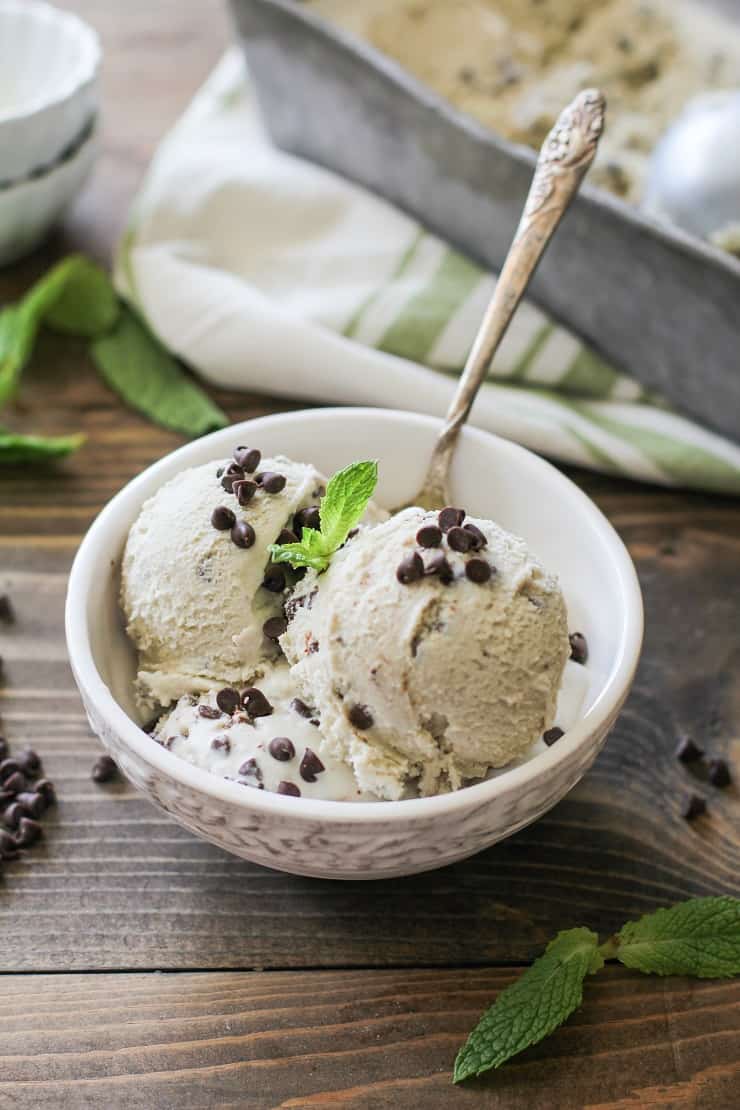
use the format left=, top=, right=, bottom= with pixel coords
left=269, top=460, right=378, bottom=572
left=454, top=896, right=740, bottom=1084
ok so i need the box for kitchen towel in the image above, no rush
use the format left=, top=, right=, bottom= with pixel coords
left=116, top=49, right=740, bottom=493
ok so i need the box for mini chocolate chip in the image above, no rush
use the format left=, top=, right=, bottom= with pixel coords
left=262, top=565, right=286, bottom=593
left=463, top=523, right=487, bottom=550
left=346, top=527, right=359, bottom=542
left=233, top=446, right=261, bottom=472
left=242, top=687, right=274, bottom=718
left=0, top=759, right=20, bottom=782
left=16, top=749, right=41, bottom=776
left=15, top=791, right=46, bottom=818
left=396, top=552, right=424, bottom=584
left=231, top=520, right=256, bottom=549
left=416, top=524, right=442, bottom=548
left=707, top=758, right=732, bottom=788
left=221, top=463, right=245, bottom=492
left=0, top=829, right=19, bottom=859
left=269, top=737, right=295, bottom=762
left=239, top=757, right=263, bottom=782
left=233, top=479, right=258, bottom=507
left=348, top=703, right=373, bottom=730
left=309, top=718, right=320, bottom=727
left=3, top=802, right=24, bottom=829
left=216, top=467, right=224, bottom=478
left=543, top=727, right=564, bottom=746
left=277, top=780, right=301, bottom=796
left=198, top=705, right=222, bottom=720
left=277, top=528, right=299, bottom=545
left=291, top=697, right=315, bottom=719
left=2, top=771, right=27, bottom=795
left=211, top=506, right=236, bottom=531
left=211, top=737, right=231, bottom=753
left=15, top=816, right=42, bottom=847
left=216, top=688, right=241, bottom=715
left=675, top=737, right=703, bottom=763
left=263, top=616, right=287, bottom=640
left=0, top=737, right=7, bottom=759
left=425, top=552, right=454, bottom=584
left=92, top=755, right=118, bottom=783
left=438, top=507, right=465, bottom=532
left=300, top=747, right=325, bottom=783
left=465, top=558, right=492, bottom=584
left=0, top=595, right=14, bottom=623
left=35, top=779, right=56, bottom=805
left=261, top=471, right=287, bottom=494
left=308, top=639, right=320, bottom=654
left=569, top=632, right=588, bottom=665
left=0, top=790, right=13, bottom=807
left=681, top=793, right=707, bottom=821
left=294, top=506, right=321, bottom=533
left=447, top=525, right=473, bottom=553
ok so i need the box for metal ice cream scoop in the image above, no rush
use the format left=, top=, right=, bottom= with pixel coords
left=643, top=91, right=740, bottom=242
left=404, top=88, right=606, bottom=512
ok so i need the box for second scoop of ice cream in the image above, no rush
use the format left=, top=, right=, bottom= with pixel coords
left=280, top=507, right=570, bottom=799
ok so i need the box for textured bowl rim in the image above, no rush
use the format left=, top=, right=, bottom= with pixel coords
left=66, top=407, right=644, bottom=824
left=0, top=0, right=100, bottom=125
left=0, top=119, right=98, bottom=199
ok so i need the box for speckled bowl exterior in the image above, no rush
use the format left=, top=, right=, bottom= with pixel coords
left=66, top=409, right=643, bottom=879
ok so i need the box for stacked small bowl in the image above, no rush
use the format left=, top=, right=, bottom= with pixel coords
left=0, top=0, right=100, bottom=265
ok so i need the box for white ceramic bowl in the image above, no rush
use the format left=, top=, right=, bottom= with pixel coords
left=0, top=0, right=99, bottom=184
left=0, top=123, right=97, bottom=265
left=66, top=408, right=643, bottom=880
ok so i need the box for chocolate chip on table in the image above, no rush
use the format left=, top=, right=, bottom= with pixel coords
left=416, top=524, right=442, bottom=548
left=569, top=632, right=588, bottom=665
left=438, top=506, right=465, bottom=532
left=294, top=506, right=321, bottom=533
left=15, top=816, right=42, bottom=847
left=396, top=552, right=424, bottom=584
left=15, top=791, right=46, bottom=818
left=260, top=471, right=287, bottom=494
left=233, top=479, right=257, bottom=507
left=91, top=754, right=119, bottom=783
left=242, top=687, right=274, bottom=718
left=425, top=552, right=454, bottom=584
left=682, top=793, right=707, bottom=821
left=0, top=737, right=7, bottom=760
left=0, top=829, right=19, bottom=860
left=2, top=771, right=27, bottom=795
left=447, top=525, right=473, bottom=553
left=262, top=565, right=286, bottom=593
left=263, top=616, right=287, bottom=641
left=543, top=726, right=565, bottom=746
left=675, top=737, right=703, bottom=763
left=348, top=703, right=373, bottom=730
left=269, top=736, right=296, bottom=762
left=277, top=780, right=301, bottom=797
left=231, top=520, right=256, bottom=549
left=465, top=558, right=493, bottom=584
left=276, top=528, right=298, bottom=546
left=290, top=698, right=314, bottom=719
left=0, top=594, right=14, bottom=623
left=463, top=523, right=487, bottom=550
left=707, top=758, right=732, bottom=788
left=300, top=747, right=325, bottom=783
left=211, top=736, right=231, bottom=753
left=35, top=779, right=56, bottom=806
left=3, top=802, right=24, bottom=829
left=16, top=748, right=41, bottom=776
left=233, top=446, right=261, bottom=473
left=211, top=505, right=236, bottom=531
left=198, top=705, right=222, bottom=720
left=0, top=759, right=20, bottom=782
left=216, top=688, right=241, bottom=715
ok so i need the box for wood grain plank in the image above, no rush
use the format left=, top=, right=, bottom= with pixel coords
left=0, top=968, right=738, bottom=1109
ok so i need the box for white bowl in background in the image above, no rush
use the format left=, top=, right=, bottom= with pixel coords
left=66, top=408, right=643, bottom=880
left=0, top=0, right=100, bottom=184
left=0, top=122, right=97, bottom=265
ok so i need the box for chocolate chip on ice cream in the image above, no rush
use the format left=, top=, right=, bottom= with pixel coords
left=233, top=479, right=257, bottom=507
left=242, top=687, right=274, bottom=718
left=396, top=552, right=424, bottom=584
left=211, top=506, right=236, bottom=531
left=425, top=552, right=454, bottom=584
left=260, top=472, right=287, bottom=494
left=447, top=525, right=473, bottom=553
left=269, top=736, right=296, bottom=761
left=569, top=632, right=588, bottom=664
left=230, top=521, right=256, bottom=549
left=233, top=446, right=261, bottom=472
left=216, top=688, right=241, bottom=715
left=465, top=558, right=492, bottom=584
left=438, top=506, right=465, bottom=532
left=198, top=705, right=222, bottom=720
left=348, top=703, right=374, bottom=730
left=263, top=616, right=288, bottom=641
left=416, top=524, right=442, bottom=548
left=277, top=780, right=301, bottom=796
left=299, top=747, right=325, bottom=782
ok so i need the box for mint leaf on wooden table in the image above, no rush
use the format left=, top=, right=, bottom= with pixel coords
left=91, top=305, right=227, bottom=437
left=269, top=460, right=378, bottom=573
left=0, top=429, right=85, bottom=464
left=605, top=896, right=740, bottom=979
left=453, top=928, right=603, bottom=1083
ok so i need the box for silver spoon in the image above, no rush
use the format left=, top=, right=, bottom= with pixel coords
left=405, top=88, right=606, bottom=511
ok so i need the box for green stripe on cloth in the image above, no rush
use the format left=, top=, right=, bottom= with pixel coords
left=376, top=248, right=481, bottom=364
left=343, top=229, right=423, bottom=340
left=572, top=403, right=740, bottom=494
left=506, top=323, right=554, bottom=381
left=559, top=347, right=620, bottom=399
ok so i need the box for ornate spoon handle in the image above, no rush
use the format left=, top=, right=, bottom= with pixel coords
left=418, top=89, right=606, bottom=508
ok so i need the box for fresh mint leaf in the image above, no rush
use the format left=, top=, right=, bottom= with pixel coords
left=610, top=897, right=740, bottom=979
left=91, top=305, right=227, bottom=437
left=269, top=460, right=378, bottom=572
left=453, top=928, right=602, bottom=1083
left=319, top=460, right=378, bottom=552
left=0, top=428, right=85, bottom=464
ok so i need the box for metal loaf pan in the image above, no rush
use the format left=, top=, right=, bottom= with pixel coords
left=230, top=0, right=740, bottom=443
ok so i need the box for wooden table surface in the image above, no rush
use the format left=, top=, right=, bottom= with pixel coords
left=1, top=3, right=738, bottom=1107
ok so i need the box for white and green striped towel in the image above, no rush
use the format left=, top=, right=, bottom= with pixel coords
left=117, top=49, right=740, bottom=494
